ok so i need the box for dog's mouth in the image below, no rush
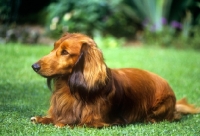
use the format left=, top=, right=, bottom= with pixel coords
left=32, top=63, right=56, bottom=77
left=42, top=74, right=63, bottom=79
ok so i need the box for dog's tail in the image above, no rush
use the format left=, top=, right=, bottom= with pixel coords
left=176, top=98, right=200, bottom=114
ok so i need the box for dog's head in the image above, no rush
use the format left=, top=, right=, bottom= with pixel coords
left=32, top=33, right=108, bottom=91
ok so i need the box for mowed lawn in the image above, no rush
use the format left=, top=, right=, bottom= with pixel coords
left=0, top=43, right=200, bottom=135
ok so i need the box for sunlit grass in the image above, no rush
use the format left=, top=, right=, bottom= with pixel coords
left=0, top=43, right=200, bottom=135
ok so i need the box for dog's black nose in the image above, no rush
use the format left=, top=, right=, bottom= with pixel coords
left=32, top=63, right=41, bottom=72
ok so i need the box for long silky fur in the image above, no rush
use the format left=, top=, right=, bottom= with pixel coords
left=68, top=43, right=110, bottom=101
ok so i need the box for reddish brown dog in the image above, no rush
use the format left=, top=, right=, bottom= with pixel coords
left=31, top=33, right=200, bottom=128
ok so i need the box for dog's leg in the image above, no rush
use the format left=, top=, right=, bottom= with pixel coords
left=31, top=116, right=54, bottom=125
left=148, top=96, right=176, bottom=122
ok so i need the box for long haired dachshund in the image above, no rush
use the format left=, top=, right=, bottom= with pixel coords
left=31, top=33, right=200, bottom=128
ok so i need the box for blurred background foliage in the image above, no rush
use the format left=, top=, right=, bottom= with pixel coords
left=0, top=0, right=200, bottom=49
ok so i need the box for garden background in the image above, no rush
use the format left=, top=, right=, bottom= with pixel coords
left=0, top=0, right=200, bottom=135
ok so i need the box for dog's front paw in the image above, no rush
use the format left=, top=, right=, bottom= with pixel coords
left=31, top=116, right=38, bottom=123
left=30, top=116, right=54, bottom=125
left=54, top=122, right=66, bottom=128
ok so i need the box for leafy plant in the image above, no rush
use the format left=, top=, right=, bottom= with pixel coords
left=142, top=24, right=200, bottom=50
left=0, top=0, right=20, bottom=23
left=45, top=0, right=141, bottom=38
left=123, top=0, right=173, bottom=32
left=122, top=0, right=200, bottom=49
left=94, top=34, right=125, bottom=49
left=46, top=0, right=113, bottom=37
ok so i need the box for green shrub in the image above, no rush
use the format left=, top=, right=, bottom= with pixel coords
left=46, top=0, right=111, bottom=37
left=45, top=0, right=139, bottom=38
left=0, top=0, right=18, bottom=23
left=94, top=34, right=125, bottom=49
left=142, top=25, right=200, bottom=50
left=44, top=0, right=200, bottom=50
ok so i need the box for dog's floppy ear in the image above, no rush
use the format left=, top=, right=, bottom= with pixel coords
left=69, top=40, right=108, bottom=95
left=68, top=43, right=88, bottom=94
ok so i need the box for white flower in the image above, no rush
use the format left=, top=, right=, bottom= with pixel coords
left=50, top=23, right=57, bottom=30
left=52, top=17, right=59, bottom=23
left=63, top=13, right=72, bottom=21
left=50, top=17, right=59, bottom=30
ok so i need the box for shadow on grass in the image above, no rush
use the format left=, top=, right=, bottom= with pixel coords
left=0, top=81, right=50, bottom=118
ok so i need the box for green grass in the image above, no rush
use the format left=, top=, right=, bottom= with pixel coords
left=0, top=43, right=200, bottom=136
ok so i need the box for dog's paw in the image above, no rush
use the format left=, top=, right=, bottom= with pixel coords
left=55, top=122, right=65, bottom=128
left=30, top=116, right=38, bottom=123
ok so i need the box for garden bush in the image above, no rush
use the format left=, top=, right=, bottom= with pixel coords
left=44, top=0, right=200, bottom=49
left=45, top=0, right=140, bottom=38
left=0, top=0, right=199, bottom=49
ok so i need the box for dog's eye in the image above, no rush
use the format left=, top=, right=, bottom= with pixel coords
left=61, top=50, right=69, bottom=55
